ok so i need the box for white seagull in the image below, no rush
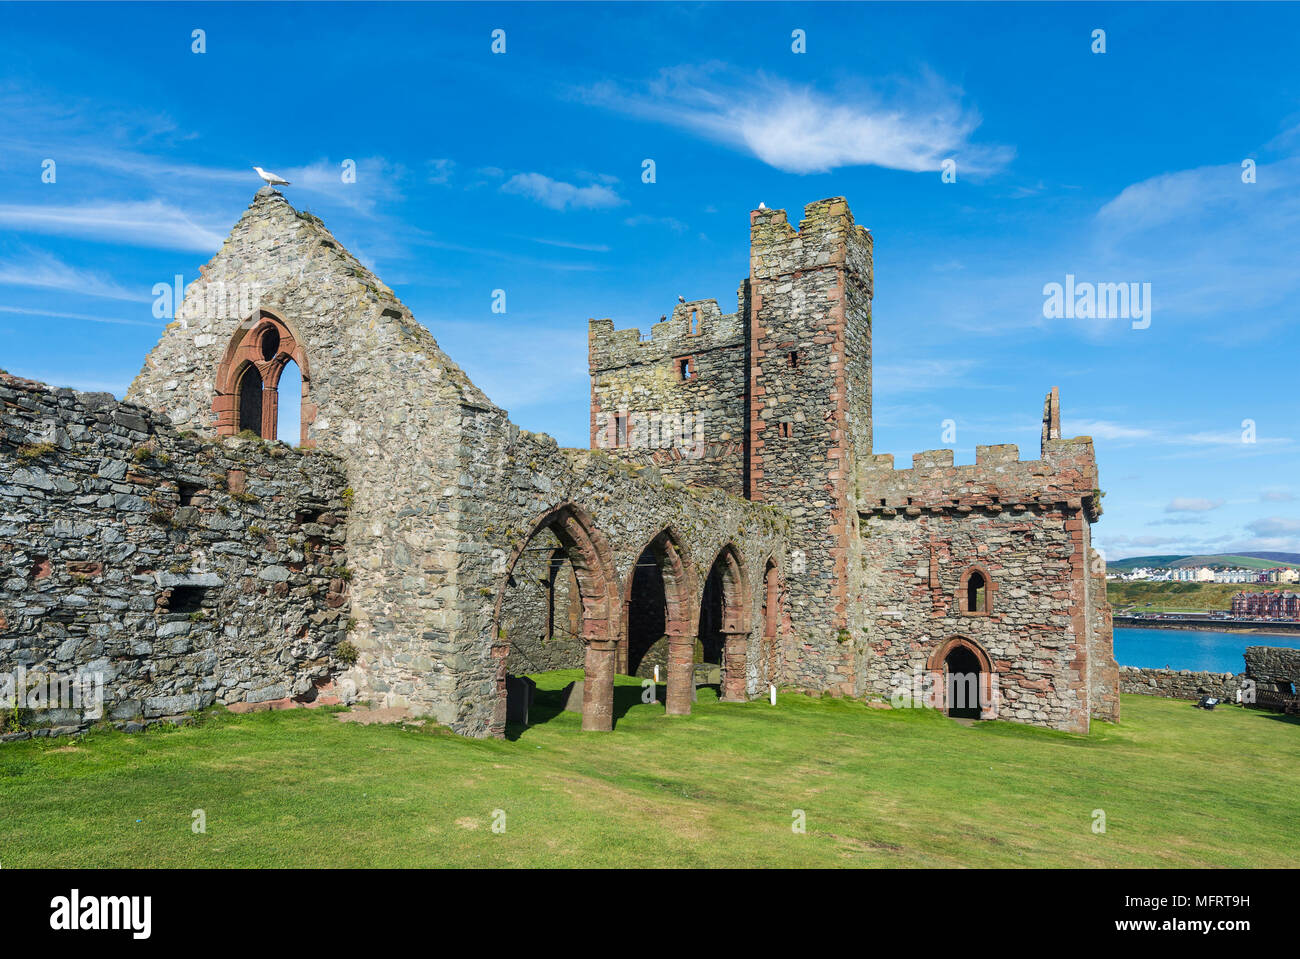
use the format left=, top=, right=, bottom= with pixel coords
left=254, top=166, right=290, bottom=187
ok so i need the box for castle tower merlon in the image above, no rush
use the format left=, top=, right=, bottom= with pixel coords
left=1041, top=386, right=1062, bottom=453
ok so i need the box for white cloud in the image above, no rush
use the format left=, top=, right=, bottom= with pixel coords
left=0, top=251, right=150, bottom=301
left=1246, top=517, right=1300, bottom=537
left=579, top=65, right=1013, bottom=176
left=623, top=214, right=687, bottom=233
left=1165, top=497, right=1224, bottom=512
left=427, top=158, right=455, bottom=185
left=500, top=173, right=624, bottom=211
left=0, top=200, right=225, bottom=251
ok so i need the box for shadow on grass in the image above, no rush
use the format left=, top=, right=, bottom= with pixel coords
left=506, top=676, right=714, bottom=740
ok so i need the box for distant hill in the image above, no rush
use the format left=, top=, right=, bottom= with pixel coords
left=1107, top=552, right=1300, bottom=572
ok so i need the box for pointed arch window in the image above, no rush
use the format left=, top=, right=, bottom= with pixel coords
left=213, top=311, right=314, bottom=446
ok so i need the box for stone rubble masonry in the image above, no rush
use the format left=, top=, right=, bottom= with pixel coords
left=0, top=371, right=350, bottom=737
left=21, top=187, right=1117, bottom=738
left=853, top=428, right=1114, bottom=732
left=1243, top=645, right=1300, bottom=694
left=747, top=200, right=874, bottom=696
left=1119, top=666, right=1242, bottom=701
left=589, top=197, right=1117, bottom=731
left=589, top=291, right=750, bottom=496
left=1119, top=646, right=1300, bottom=703
left=125, top=188, right=786, bottom=737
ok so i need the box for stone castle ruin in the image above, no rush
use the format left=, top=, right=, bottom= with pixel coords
left=0, top=190, right=1117, bottom=739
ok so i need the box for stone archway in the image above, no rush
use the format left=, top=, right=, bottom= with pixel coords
left=700, top=544, right=750, bottom=702
left=213, top=310, right=315, bottom=446
left=620, top=527, right=695, bottom=716
left=491, top=503, right=620, bottom=734
left=927, top=636, right=997, bottom=720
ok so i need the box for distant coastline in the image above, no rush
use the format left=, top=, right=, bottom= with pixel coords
left=1113, top=615, right=1300, bottom=638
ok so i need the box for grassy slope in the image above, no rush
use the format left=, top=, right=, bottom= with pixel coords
left=1108, top=553, right=1300, bottom=572
left=1, top=673, right=1296, bottom=868
left=1106, top=580, right=1284, bottom=612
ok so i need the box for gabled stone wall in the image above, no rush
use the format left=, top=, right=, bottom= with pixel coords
left=0, top=372, right=350, bottom=737
left=126, top=189, right=789, bottom=737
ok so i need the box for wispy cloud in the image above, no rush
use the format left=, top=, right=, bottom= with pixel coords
left=0, top=200, right=225, bottom=251
left=1165, top=497, right=1224, bottom=512
left=0, top=251, right=150, bottom=301
left=623, top=214, right=687, bottom=233
left=500, top=173, right=625, bottom=211
left=0, top=305, right=158, bottom=329
left=1246, top=517, right=1300, bottom=537
left=578, top=64, right=1013, bottom=175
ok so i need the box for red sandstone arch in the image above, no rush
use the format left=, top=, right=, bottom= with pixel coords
left=927, top=635, right=997, bottom=719
left=699, top=543, right=751, bottom=702
left=759, top=556, right=783, bottom=685
left=491, top=503, right=621, bottom=734
left=619, top=526, right=697, bottom=716
left=957, top=566, right=996, bottom=616
left=213, top=309, right=315, bottom=446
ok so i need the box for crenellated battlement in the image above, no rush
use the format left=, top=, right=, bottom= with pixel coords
left=750, top=197, right=873, bottom=291
left=588, top=287, right=748, bottom=371
left=858, top=391, right=1101, bottom=521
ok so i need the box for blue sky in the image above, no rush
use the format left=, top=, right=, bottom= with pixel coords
left=2, top=1, right=1299, bottom=560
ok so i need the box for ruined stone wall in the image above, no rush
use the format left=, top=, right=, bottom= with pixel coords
left=0, top=373, right=350, bottom=738
left=747, top=199, right=873, bottom=690
left=1244, top=645, right=1300, bottom=693
left=454, top=405, right=788, bottom=735
left=1119, top=666, right=1242, bottom=701
left=127, top=188, right=489, bottom=728
left=853, top=437, right=1111, bottom=732
left=589, top=295, right=749, bottom=496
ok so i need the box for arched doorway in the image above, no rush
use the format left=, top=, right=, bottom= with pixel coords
left=621, top=527, right=694, bottom=716
left=491, top=504, right=620, bottom=734
left=213, top=310, right=314, bottom=446
left=699, top=545, right=750, bottom=702
left=927, top=636, right=996, bottom=720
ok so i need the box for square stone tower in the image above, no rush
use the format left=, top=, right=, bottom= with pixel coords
left=747, top=199, right=873, bottom=688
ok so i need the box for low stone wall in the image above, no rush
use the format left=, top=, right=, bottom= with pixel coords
left=1244, top=646, right=1300, bottom=693
left=1119, top=665, right=1242, bottom=701
left=0, top=373, right=352, bottom=740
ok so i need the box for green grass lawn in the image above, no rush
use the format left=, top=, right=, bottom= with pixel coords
left=1, top=673, right=1296, bottom=867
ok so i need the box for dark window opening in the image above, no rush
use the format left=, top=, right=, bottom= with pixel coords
left=178, top=483, right=202, bottom=507
left=615, top=413, right=628, bottom=448
left=238, top=365, right=263, bottom=435
left=787, top=351, right=799, bottom=368
left=295, top=508, right=323, bottom=525
left=778, top=421, right=793, bottom=438
left=966, top=571, right=988, bottom=613
left=260, top=327, right=281, bottom=361
left=166, top=585, right=209, bottom=615
left=680, top=358, right=694, bottom=380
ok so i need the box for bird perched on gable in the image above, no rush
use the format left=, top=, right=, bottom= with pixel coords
left=677, top=295, right=685, bottom=303
left=254, top=166, right=290, bottom=187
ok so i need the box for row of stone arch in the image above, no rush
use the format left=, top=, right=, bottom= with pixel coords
left=490, top=503, right=783, bottom=735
